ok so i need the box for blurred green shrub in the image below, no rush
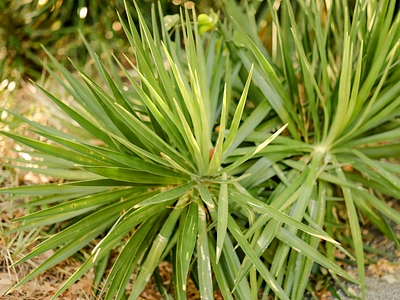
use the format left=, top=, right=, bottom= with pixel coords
left=0, top=0, right=206, bottom=83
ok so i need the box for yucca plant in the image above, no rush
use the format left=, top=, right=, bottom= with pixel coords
left=0, top=1, right=359, bottom=299
left=218, top=0, right=400, bottom=298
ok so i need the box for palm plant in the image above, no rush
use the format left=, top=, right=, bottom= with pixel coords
left=219, top=0, right=400, bottom=298
left=0, top=1, right=358, bottom=300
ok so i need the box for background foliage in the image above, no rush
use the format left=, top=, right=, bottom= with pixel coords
left=0, top=0, right=218, bottom=82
